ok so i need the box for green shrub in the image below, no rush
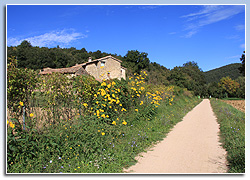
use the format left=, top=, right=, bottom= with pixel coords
left=7, top=56, right=37, bottom=118
left=7, top=67, right=202, bottom=173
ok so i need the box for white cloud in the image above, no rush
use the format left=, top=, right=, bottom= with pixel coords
left=181, top=5, right=245, bottom=38
left=235, top=24, right=245, bottom=31
left=182, top=29, right=198, bottom=38
left=168, top=32, right=177, bottom=35
left=225, top=55, right=241, bottom=59
left=225, top=35, right=240, bottom=40
left=7, top=37, right=23, bottom=46
left=7, top=29, right=86, bottom=47
left=240, top=43, right=245, bottom=49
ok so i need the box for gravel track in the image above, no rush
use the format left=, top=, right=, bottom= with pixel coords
left=124, top=99, right=228, bottom=173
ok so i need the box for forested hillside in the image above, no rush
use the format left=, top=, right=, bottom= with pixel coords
left=7, top=40, right=245, bottom=98
left=204, top=63, right=242, bottom=84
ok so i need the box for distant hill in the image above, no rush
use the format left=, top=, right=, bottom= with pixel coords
left=204, top=63, right=242, bottom=84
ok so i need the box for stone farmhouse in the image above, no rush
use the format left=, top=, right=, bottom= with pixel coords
left=39, top=55, right=126, bottom=81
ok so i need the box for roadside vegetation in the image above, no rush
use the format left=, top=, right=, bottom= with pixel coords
left=210, top=99, right=245, bottom=173
left=7, top=41, right=245, bottom=173
left=7, top=56, right=201, bottom=173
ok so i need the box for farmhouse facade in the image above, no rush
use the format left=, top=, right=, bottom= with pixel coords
left=39, top=55, right=126, bottom=81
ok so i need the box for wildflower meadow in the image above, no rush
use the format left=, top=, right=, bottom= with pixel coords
left=7, top=56, right=202, bottom=173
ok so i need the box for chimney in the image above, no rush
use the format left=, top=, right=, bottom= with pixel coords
left=88, top=57, right=92, bottom=62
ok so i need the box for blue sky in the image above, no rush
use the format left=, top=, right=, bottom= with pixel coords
left=7, top=5, right=245, bottom=71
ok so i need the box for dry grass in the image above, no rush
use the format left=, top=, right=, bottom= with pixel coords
left=220, top=100, right=245, bottom=113
left=7, top=107, right=79, bottom=130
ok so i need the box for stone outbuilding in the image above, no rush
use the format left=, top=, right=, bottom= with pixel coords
left=39, top=55, right=126, bottom=81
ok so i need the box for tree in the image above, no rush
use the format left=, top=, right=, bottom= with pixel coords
left=168, top=61, right=205, bottom=95
left=218, top=76, right=240, bottom=97
left=16, top=40, right=33, bottom=68
left=206, top=82, right=224, bottom=98
left=239, top=51, right=245, bottom=76
left=235, top=76, right=245, bottom=98
left=182, top=61, right=206, bottom=95
left=123, top=50, right=150, bottom=74
left=168, top=66, right=187, bottom=88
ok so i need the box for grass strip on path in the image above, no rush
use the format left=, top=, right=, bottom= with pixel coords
left=210, top=99, right=245, bottom=173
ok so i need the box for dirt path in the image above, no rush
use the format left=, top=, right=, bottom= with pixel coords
left=124, top=99, right=228, bottom=173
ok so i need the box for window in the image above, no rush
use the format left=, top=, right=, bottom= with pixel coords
left=101, top=62, right=105, bottom=67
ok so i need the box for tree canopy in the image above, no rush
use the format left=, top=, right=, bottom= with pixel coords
left=7, top=40, right=245, bottom=98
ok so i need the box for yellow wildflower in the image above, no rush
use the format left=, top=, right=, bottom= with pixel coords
left=9, top=122, right=15, bottom=128
left=112, top=121, right=116, bottom=125
left=140, top=101, right=143, bottom=105
left=121, top=108, right=126, bottom=112
left=101, top=82, right=106, bottom=86
left=19, top=101, right=24, bottom=106
left=122, top=120, right=127, bottom=125
left=135, top=109, right=138, bottom=112
left=101, top=132, right=105, bottom=136
left=83, top=103, right=88, bottom=107
left=29, top=113, right=34, bottom=117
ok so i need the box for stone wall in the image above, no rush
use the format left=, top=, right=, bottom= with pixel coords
left=84, top=56, right=126, bottom=81
left=85, top=62, right=98, bottom=79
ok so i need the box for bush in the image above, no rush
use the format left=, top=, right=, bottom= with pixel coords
left=7, top=67, right=202, bottom=173
left=7, top=56, right=37, bottom=119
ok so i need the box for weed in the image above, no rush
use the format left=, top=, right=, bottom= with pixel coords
left=210, top=99, right=245, bottom=173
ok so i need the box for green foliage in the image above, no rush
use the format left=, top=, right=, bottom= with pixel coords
left=7, top=90, right=201, bottom=173
left=168, top=61, right=205, bottom=96
left=123, top=50, right=150, bottom=74
left=7, top=56, right=37, bottom=118
left=7, top=63, right=203, bottom=173
left=7, top=41, right=245, bottom=99
left=218, top=76, right=240, bottom=97
left=238, top=51, right=245, bottom=76
left=235, top=76, right=245, bottom=98
left=210, top=99, right=245, bottom=173
left=204, top=63, right=242, bottom=84
left=147, top=62, right=170, bottom=86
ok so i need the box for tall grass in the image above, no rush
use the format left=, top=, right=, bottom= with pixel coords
left=7, top=94, right=201, bottom=173
left=210, top=99, right=245, bottom=173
